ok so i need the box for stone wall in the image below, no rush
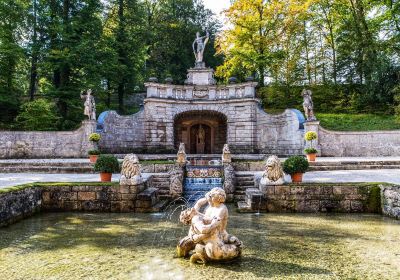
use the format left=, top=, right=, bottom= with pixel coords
left=100, top=99, right=305, bottom=155
left=0, top=186, right=42, bottom=227
left=99, top=110, right=146, bottom=153
left=0, top=121, right=96, bottom=159
left=242, top=183, right=383, bottom=213
left=256, top=109, right=304, bottom=155
left=41, top=181, right=153, bottom=213
left=0, top=180, right=160, bottom=228
left=305, top=121, right=400, bottom=156
left=381, top=185, right=400, bottom=219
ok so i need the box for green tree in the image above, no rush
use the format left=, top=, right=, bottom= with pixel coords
left=16, top=99, right=60, bottom=130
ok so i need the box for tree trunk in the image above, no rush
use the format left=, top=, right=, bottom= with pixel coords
left=28, top=0, right=38, bottom=101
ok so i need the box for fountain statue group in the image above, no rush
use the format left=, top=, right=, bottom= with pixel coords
left=177, top=187, right=242, bottom=264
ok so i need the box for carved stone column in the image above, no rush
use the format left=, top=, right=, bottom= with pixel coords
left=223, top=163, right=236, bottom=202
left=169, top=164, right=185, bottom=198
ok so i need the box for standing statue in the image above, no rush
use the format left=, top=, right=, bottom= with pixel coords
left=176, top=143, right=187, bottom=164
left=259, top=155, right=285, bottom=187
left=81, top=89, right=96, bottom=120
left=222, top=144, right=232, bottom=163
left=177, top=188, right=242, bottom=264
left=198, top=125, right=205, bottom=145
left=302, top=89, right=316, bottom=121
left=192, top=31, right=209, bottom=65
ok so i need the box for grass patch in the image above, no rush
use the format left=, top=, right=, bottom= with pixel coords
left=316, top=113, right=400, bottom=131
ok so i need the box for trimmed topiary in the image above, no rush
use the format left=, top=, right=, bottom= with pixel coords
left=304, top=131, right=317, bottom=141
left=89, top=133, right=101, bottom=142
left=283, top=155, right=309, bottom=175
left=94, top=155, right=120, bottom=173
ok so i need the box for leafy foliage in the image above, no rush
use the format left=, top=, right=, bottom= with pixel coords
left=93, top=154, right=120, bottom=173
left=15, top=99, right=60, bottom=131
left=283, top=156, right=309, bottom=175
left=88, top=149, right=101, bottom=155
left=89, top=133, right=101, bottom=142
left=304, top=147, right=318, bottom=155
left=304, top=131, right=317, bottom=141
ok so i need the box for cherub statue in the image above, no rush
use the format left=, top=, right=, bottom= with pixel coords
left=177, top=188, right=242, bottom=264
left=221, top=144, right=232, bottom=163
left=81, top=89, right=96, bottom=120
left=302, top=89, right=316, bottom=121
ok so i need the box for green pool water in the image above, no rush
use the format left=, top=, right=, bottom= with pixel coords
left=1, top=208, right=399, bottom=280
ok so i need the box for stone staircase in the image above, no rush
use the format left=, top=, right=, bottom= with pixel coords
left=234, top=172, right=255, bottom=201
left=135, top=187, right=169, bottom=212
left=150, top=173, right=171, bottom=200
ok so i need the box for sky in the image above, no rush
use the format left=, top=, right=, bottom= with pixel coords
left=203, top=0, right=231, bottom=18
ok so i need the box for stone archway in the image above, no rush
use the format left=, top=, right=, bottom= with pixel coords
left=174, top=111, right=227, bottom=154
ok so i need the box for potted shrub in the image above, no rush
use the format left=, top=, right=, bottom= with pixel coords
left=88, top=149, right=100, bottom=163
left=283, top=155, right=309, bottom=183
left=304, top=131, right=318, bottom=162
left=93, top=154, right=120, bottom=182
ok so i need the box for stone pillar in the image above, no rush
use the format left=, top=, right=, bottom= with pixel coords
left=304, top=120, right=321, bottom=154
left=117, top=178, right=147, bottom=212
left=80, top=120, right=97, bottom=157
left=223, top=164, right=236, bottom=202
left=169, top=164, right=185, bottom=198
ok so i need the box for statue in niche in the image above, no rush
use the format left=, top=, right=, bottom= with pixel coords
left=176, top=143, right=187, bottom=164
left=81, top=89, right=96, bottom=120
left=259, top=155, right=285, bottom=187
left=198, top=125, right=205, bottom=145
left=302, top=89, right=316, bottom=121
left=192, top=31, right=209, bottom=65
left=222, top=144, right=232, bottom=163
left=177, top=188, right=242, bottom=264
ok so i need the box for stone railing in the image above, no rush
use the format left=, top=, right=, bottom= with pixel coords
left=144, top=82, right=257, bottom=101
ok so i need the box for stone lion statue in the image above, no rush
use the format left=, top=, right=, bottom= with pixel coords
left=120, top=154, right=142, bottom=184
left=221, top=144, right=232, bottom=163
left=259, top=155, right=285, bottom=187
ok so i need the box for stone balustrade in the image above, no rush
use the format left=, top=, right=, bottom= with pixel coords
left=144, top=82, right=257, bottom=101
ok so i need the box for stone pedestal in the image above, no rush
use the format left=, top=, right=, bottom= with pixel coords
left=185, top=67, right=216, bottom=86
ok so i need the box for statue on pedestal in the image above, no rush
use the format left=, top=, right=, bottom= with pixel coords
left=222, top=144, right=232, bottom=163
left=192, top=31, right=209, bottom=67
left=177, top=188, right=242, bottom=264
left=81, top=89, right=96, bottom=120
left=196, top=125, right=205, bottom=154
left=302, top=89, right=316, bottom=121
left=176, top=143, right=187, bottom=164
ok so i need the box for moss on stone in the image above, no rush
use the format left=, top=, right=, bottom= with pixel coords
left=365, top=186, right=382, bottom=213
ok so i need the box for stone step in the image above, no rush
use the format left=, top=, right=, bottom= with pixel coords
left=237, top=201, right=255, bottom=213
left=0, top=166, right=94, bottom=174
left=308, top=165, right=400, bottom=171
left=236, top=180, right=254, bottom=185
